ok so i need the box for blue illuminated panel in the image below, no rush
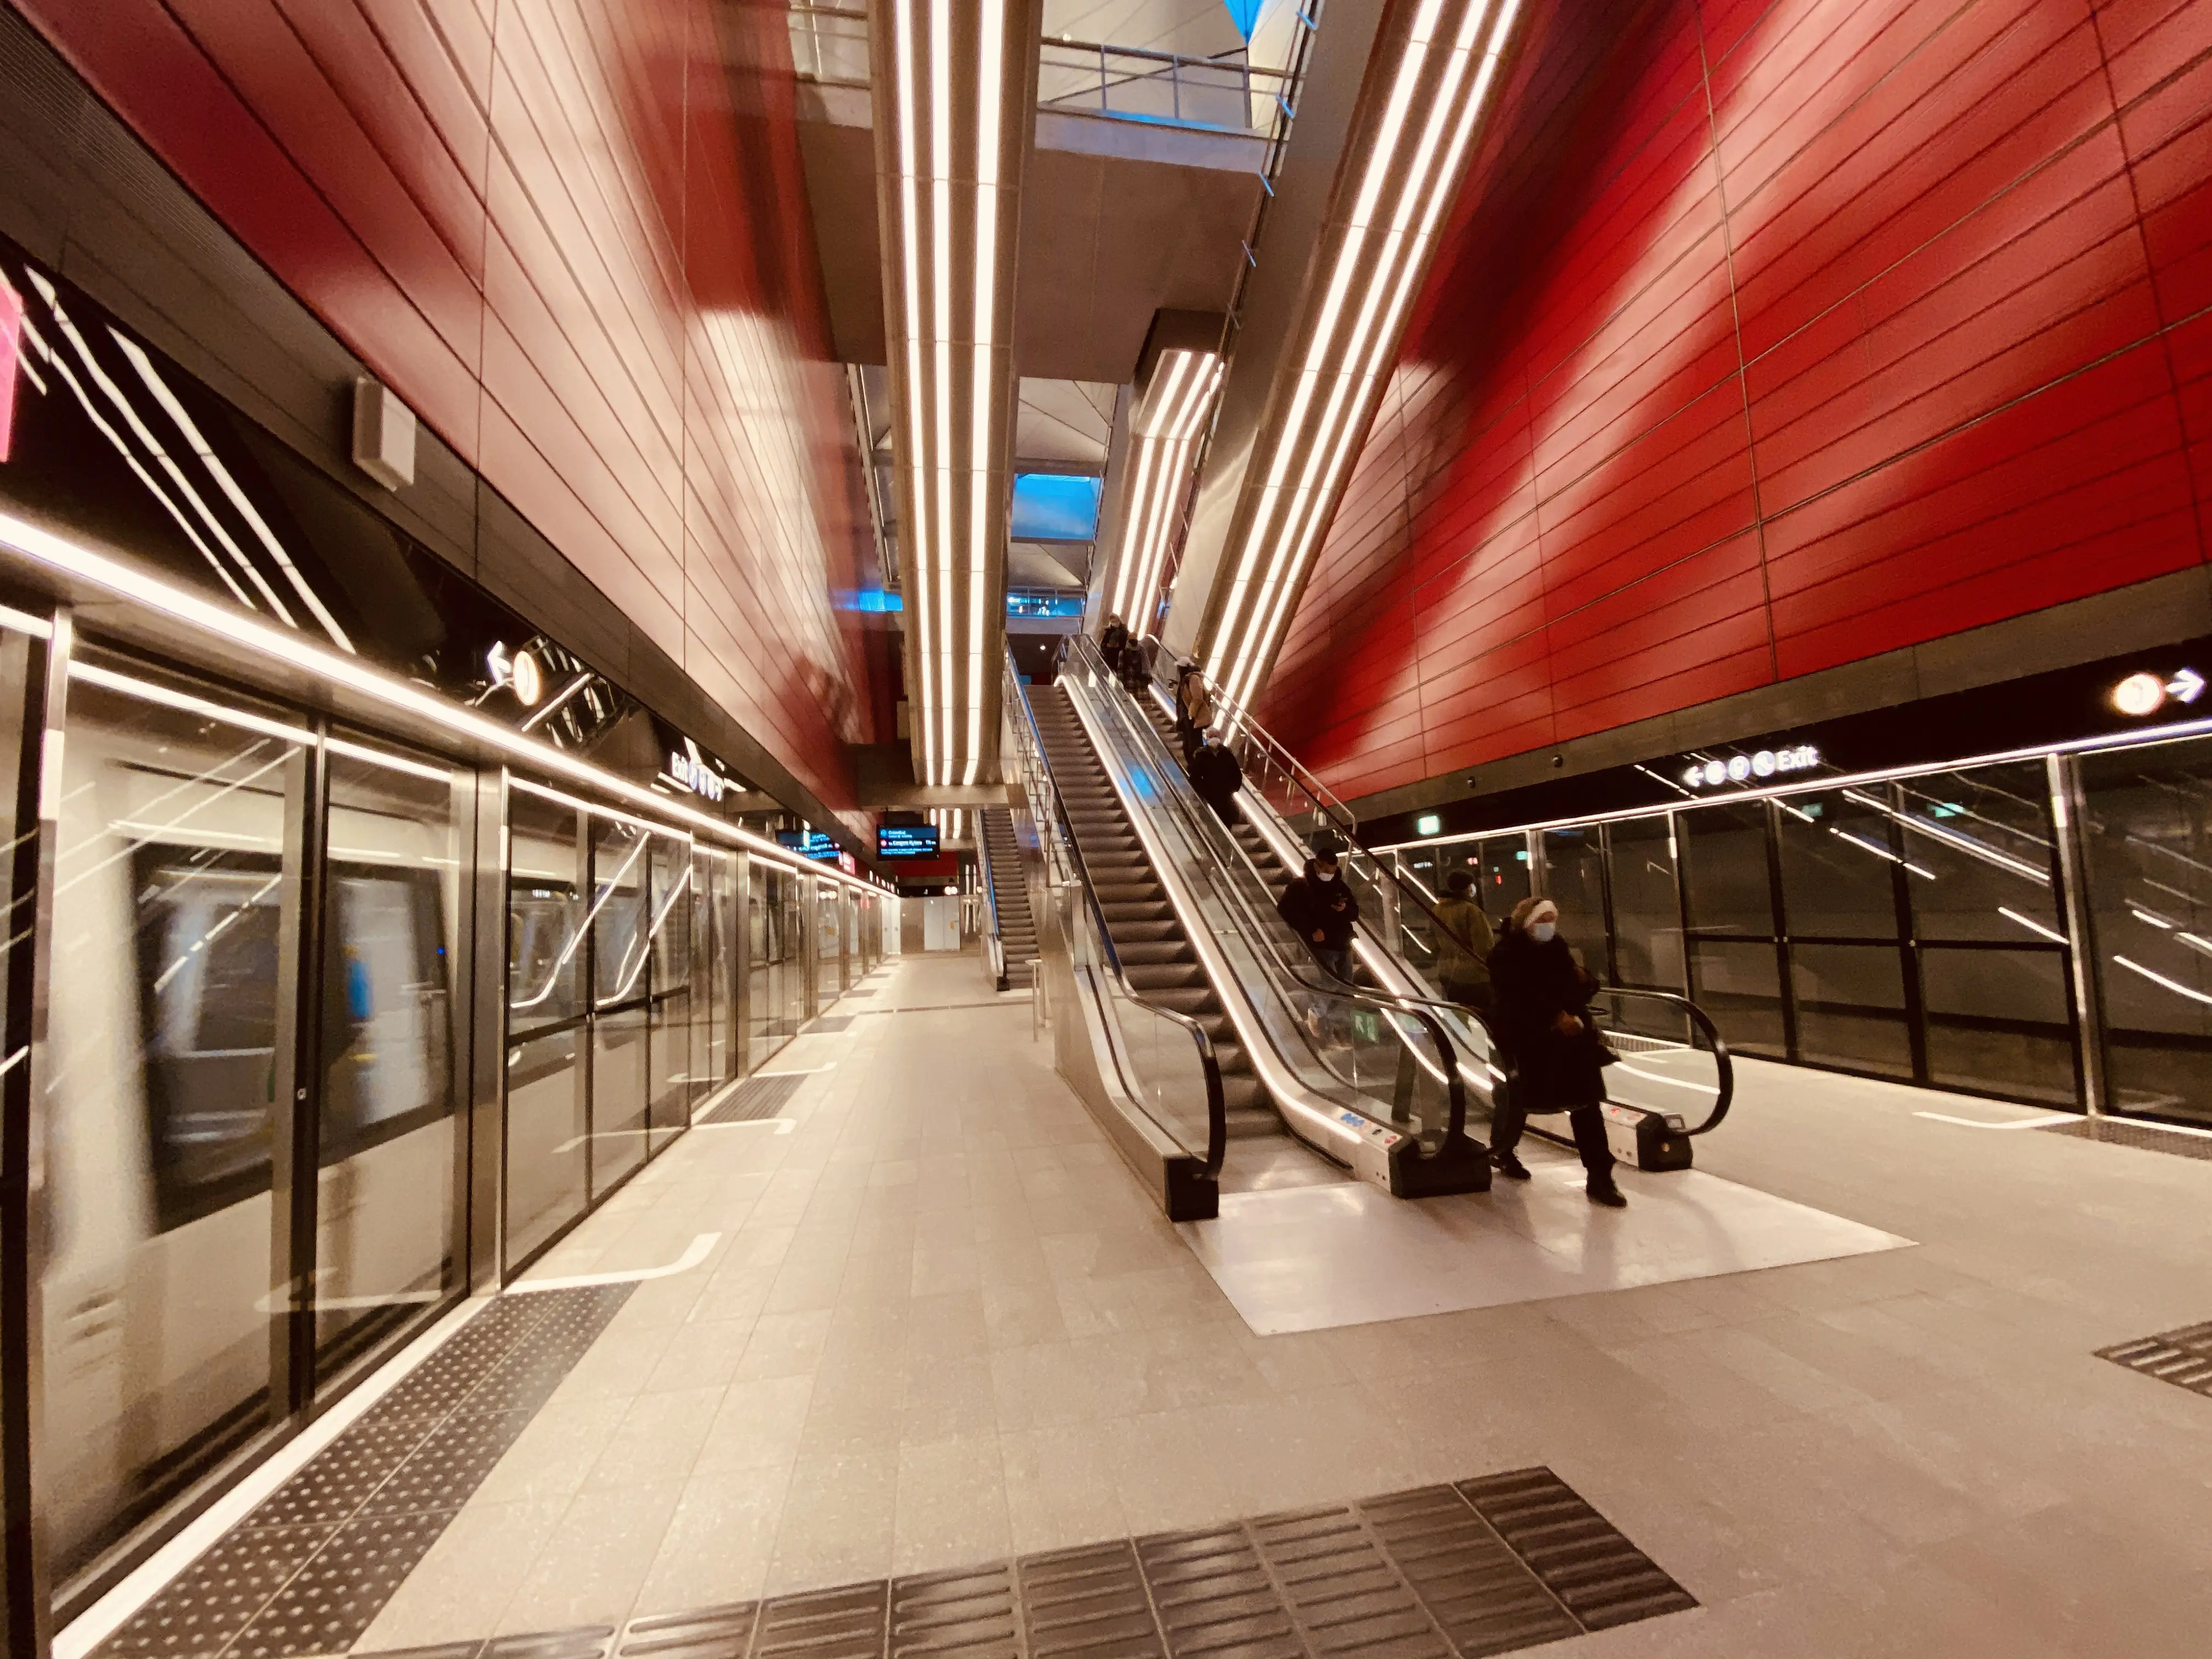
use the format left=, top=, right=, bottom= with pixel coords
left=1011, top=473, right=1102, bottom=541
left=776, top=830, right=839, bottom=861
left=877, top=825, right=941, bottom=860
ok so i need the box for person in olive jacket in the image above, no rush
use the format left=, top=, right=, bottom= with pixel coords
left=1432, top=868, right=1495, bottom=1012
left=1486, top=896, right=1626, bottom=1206
left=1278, top=840, right=1360, bottom=983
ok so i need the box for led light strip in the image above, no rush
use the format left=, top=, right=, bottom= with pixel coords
left=882, top=0, right=1024, bottom=787
left=0, top=510, right=890, bottom=897
left=1121, top=353, right=1224, bottom=636
left=893, top=0, right=935, bottom=787
left=1207, top=0, right=1526, bottom=715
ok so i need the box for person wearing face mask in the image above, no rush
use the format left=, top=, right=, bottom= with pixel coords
left=1278, top=835, right=1362, bottom=983
left=1188, top=727, right=1244, bottom=828
left=1485, top=896, right=1626, bottom=1206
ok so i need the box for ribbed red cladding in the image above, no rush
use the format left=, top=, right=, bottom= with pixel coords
left=15, top=0, right=879, bottom=824
left=1260, top=0, right=2212, bottom=800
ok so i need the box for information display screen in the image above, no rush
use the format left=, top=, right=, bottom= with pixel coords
left=776, top=830, right=838, bottom=861
left=878, top=825, right=940, bottom=860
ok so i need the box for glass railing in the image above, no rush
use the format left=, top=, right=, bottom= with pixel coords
left=1063, top=639, right=1479, bottom=1182
left=1005, top=649, right=1227, bottom=1178
left=1182, top=662, right=1738, bottom=1143
left=787, top=2, right=1291, bottom=137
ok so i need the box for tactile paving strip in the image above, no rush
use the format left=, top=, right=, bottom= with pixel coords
left=97, top=1284, right=632, bottom=1659
left=1456, top=1470, right=1696, bottom=1632
left=2042, top=1118, right=2212, bottom=1161
left=357, top=1469, right=1689, bottom=1659
left=2098, top=1321, right=2212, bottom=1397
left=701, top=1072, right=810, bottom=1125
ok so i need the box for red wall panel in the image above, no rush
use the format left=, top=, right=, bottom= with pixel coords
left=1260, top=0, right=2212, bottom=805
left=19, top=0, right=878, bottom=822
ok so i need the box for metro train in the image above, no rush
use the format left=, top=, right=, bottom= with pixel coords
left=39, top=680, right=463, bottom=1577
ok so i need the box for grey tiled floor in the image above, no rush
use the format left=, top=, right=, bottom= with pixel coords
left=354, top=953, right=2212, bottom=1655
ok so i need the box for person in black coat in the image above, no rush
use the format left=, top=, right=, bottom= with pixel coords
left=1118, top=631, right=1153, bottom=695
left=1188, top=730, right=1243, bottom=829
left=1278, top=844, right=1359, bottom=983
left=1099, top=614, right=1128, bottom=674
left=1486, top=896, right=1626, bottom=1206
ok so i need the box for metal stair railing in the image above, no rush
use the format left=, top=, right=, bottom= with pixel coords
left=1004, top=648, right=1227, bottom=1175
left=1184, top=664, right=1736, bottom=1138
left=1063, top=636, right=1480, bottom=1173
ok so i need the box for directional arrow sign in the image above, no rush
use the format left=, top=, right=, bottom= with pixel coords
left=2169, top=668, right=2204, bottom=703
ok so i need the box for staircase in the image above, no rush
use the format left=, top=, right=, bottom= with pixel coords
left=1029, top=686, right=1280, bottom=1142
left=981, top=808, right=1037, bottom=988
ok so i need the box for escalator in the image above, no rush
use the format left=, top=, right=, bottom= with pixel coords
left=1149, top=662, right=1737, bottom=1172
left=979, top=807, right=1037, bottom=989
left=1030, top=690, right=1306, bottom=1181
left=1032, top=641, right=1488, bottom=1200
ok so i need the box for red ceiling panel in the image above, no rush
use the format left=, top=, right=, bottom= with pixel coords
left=18, top=0, right=880, bottom=825
left=1257, top=0, right=2212, bottom=809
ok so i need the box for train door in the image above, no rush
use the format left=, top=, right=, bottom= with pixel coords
left=311, top=732, right=466, bottom=1390
left=41, top=654, right=308, bottom=1586
left=746, top=859, right=778, bottom=1071
left=645, top=832, right=691, bottom=1155
left=816, top=877, right=842, bottom=1005
left=695, top=847, right=735, bottom=1096
left=588, top=817, right=650, bottom=1195
left=504, top=783, right=589, bottom=1269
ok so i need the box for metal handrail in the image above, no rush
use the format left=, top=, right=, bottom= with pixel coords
left=974, top=817, right=1008, bottom=991
left=1173, top=665, right=1357, bottom=838
left=788, top=3, right=1291, bottom=137
left=1589, top=985, right=1735, bottom=1136
left=1068, top=635, right=1472, bottom=1154
left=1182, top=662, right=1736, bottom=1137
left=1007, top=652, right=1227, bottom=1172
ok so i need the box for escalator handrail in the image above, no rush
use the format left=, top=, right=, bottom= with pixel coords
left=974, top=813, right=1008, bottom=990
left=1188, top=664, right=1736, bottom=1138
left=1589, top=983, right=1735, bottom=1135
left=1012, top=663, right=1228, bottom=1175
left=1183, top=662, right=1359, bottom=838
left=1068, top=637, right=1471, bottom=1153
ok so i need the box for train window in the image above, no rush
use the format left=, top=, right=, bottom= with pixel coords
left=509, top=785, right=585, bottom=1033
left=315, top=735, right=465, bottom=1373
left=133, top=849, right=286, bottom=1224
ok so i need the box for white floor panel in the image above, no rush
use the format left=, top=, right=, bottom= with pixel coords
left=1178, top=1148, right=1914, bottom=1335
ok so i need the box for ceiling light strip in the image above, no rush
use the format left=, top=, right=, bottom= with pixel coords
left=1227, top=3, right=1501, bottom=711
left=892, top=0, right=935, bottom=789
left=968, top=0, right=1003, bottom=789
left=1209, top=1, right=1444, bottom=682
left=0, top=511, right=889, bottom=895
left=1212, top=0, right=1522, bottom=714
left=1239, top=0, right=1524, bottom=705
left=881, top=0, right=1025, bottom=789
left=930, top=0, right=955, bottom=786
